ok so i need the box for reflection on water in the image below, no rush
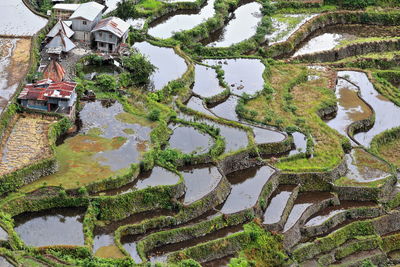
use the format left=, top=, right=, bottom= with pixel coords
left=133, top=42, right=187, bottom=91
left=148, top=0, right=216, bottom=39
left=192, top=64, right=225, bottom=98
left=263, top=185, right=296, bottom=225
left=206, top=2, right=262, bottom=47
left=180, top=164, right=222, bottom=204
left=203, top=58, right=265, bottom=95
left=338, top=71, right=400, bottom=147
left=169, top=124, right=213, bottom=154
left=220, top=165, right=275, bottom=214
left=293, top=33, right=356, bottom=57
left=14, top=208, right=85, bottom=247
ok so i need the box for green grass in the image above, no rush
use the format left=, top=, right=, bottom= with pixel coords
left=334, top=176, right=390, bottom=188
left=243, top=64, right=344, bottom=172
left=336, top=36, right=400, bottom=48
left=20, top=135, right=128, bottom=192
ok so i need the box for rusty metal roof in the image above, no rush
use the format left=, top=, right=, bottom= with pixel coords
left=92, top=17, right=130, bottom=39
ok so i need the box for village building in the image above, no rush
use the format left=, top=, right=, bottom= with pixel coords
left=43, top=60, right=66, bottom=82
left=45, top=31, right=76, bottom=53
left=52, top=3, right=80, bottom=20
left=91, top=17, right=130, bottom=53
left=47, top=19, right=74, bottom=39
left=69, top=1, right=105, bottom=42
left=18, top=79, right=77, bottom=116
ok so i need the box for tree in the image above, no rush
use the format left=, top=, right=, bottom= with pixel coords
left=95, top=74, right=117, bottom=91
left=121, top=51, right=156, bottom=86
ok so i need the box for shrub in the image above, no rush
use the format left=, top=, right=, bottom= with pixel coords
left=95, top=74, right=117, bottom=91
left=121, top=51, right=156, bottom=86
left=148, top=109, right=161, bottom=121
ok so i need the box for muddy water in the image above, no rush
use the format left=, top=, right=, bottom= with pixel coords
left=206, top=2, right=262, bottom=47
left=97, top=166, right=180, bottom=195
left=148, top=225, right=243, bottom=260
left=133, top=42, right=187, bottom=91
left=326, top=78, right=372, bottom=142
left=14, top=208, right=85, bottom=247
left=304, top=201, right=376, bottom=227
left=192, top=64, right=225, bottom=98
left=94, top=209, right=174, bottom=258
left=0, top=0, right=47, bottom=36
left=121, top=237, right=142, bottom=263
left=345, top=148, right=390, bottom=183
left=338, top=71, right=400, bottom=147
left=79, top=100, right=152, bottom=170
left=283, top=192, right=333, bottom=232
left=203, top=59, right=265, bottom=95
left=148, top=0, right=216, bottom=39
left=0, top=38, right=31, bottom=113
left=263, top=185, right=296, bottom=225
left=179, top=164, right=222, bottom=204
left=83, top=64, right=119, bottom=80
left=293, top=33, right=357, bottom=57
left=169, top=124, right=213, bottom=154
left=220, top=165, right=275, bottom=214
left=203, top=255, right=232, bottom=267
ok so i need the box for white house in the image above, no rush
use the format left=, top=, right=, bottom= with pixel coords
left=69, top=2, right=105, bottom=42
left=52, top=4, right=80, bottom=20
left=91, top=17, right=130, bottom=53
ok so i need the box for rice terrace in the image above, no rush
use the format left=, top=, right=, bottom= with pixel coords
left=1, top=0, right=400, bottom=266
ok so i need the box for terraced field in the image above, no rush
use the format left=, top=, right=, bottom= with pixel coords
left=0, top=0, right=400, bottom=266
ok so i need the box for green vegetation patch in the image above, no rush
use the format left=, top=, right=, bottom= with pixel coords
left=20, top=135, right=128, bottom=191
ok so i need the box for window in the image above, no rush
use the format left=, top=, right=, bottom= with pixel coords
left=109, top=34, right=112, bottom=39
left=99, top=32, right=102, bottom=37
left=99, top=42, right=104, bottom=47
left=82, top=21, right=87, bottom=25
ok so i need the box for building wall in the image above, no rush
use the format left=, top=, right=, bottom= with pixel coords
left=53, top=9, right=74, bottom=20
left=71, top=12, right=103, bottom=41
left=93, top=30, right=119, bottom=44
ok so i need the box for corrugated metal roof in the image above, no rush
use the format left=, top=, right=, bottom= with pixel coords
left=19, top=80, right=77, bottom=101
left=53, top=3, right=80, bottom=11
left=45, top=31, right=76, bottom=53
left=47, top=20, right=75, bottom=38
left=69, top=1, right=104, bottom=21
left=92, top=16, right=130, bottom=38
left=43, top=60, right=66, bottom=82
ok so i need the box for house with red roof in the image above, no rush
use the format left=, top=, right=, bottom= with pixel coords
left=18, top=79, right=77, bottom=116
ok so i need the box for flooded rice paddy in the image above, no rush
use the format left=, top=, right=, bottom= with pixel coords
left=192, top=64, right=225, bottom=98
left=206, top=2, right=262, bottom=47
left=263, top=185, right=296, bottom=225
left=203, top=58, right=265, bottom=95
left=339, top=71, right=400, bottom=147
left=304, top=201, right=376, bottom=227
left=22, top=100, right=152, bottom=191
left=220, top=165, right=275, bottom=214
left=169, top=124, right=213, bottom=154
left=98, top=166, right=180, bottom=196
left=0, top=0, right=47, bottom=36
left=283, top=192, right=333, bottom=232
left=0, top=38, right=31, bottom=113
left=14, top=208, right=85, bottom=247
left=133, top=42, right=187, bottom=91
left=148, top=0, right=216, bottom=39
left=327, top=77, right=372, bottom=140
left=266, top=14, right=318, bottom=45
left=180, top=164, right=222, bottom=204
